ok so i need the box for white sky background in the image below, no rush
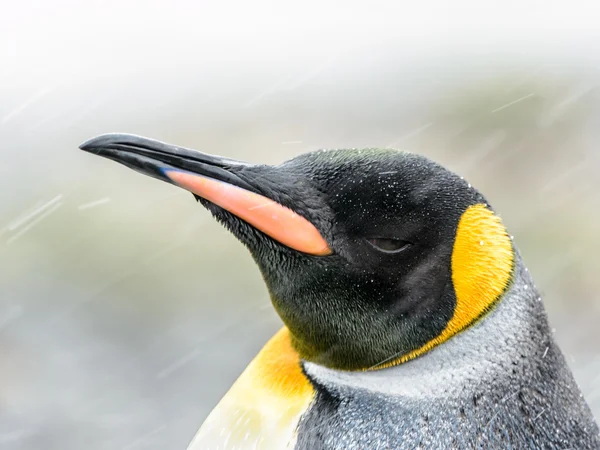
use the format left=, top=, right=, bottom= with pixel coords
left=3, top=0, right=600, bottom=96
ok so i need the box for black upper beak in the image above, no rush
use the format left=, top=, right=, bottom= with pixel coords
left=79, top=133, right=332, bottom=256
left=79, top=133, right=254, bottom=191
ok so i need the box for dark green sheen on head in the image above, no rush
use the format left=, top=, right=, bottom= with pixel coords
left=202, top=149, right=490, bottom=370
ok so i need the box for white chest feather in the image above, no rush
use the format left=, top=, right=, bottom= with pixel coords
left=187, top=328, right=314, bottom=450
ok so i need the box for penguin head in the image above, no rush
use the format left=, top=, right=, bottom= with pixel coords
left=80, top=135, right=515, bottom=371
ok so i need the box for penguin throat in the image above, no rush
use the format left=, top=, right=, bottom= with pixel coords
left=372, top=203, right=515, bottom=370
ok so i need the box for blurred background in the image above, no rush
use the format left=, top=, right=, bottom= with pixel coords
left=1, top=1, right=600, bottom=448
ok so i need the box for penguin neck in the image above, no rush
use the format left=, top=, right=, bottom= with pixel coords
left=303, top=256, right=552, bottom=398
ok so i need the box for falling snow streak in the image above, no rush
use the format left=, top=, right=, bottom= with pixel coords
left=385, top=123, right=434, bottom=148
left=1, top=86, right=54, bottom=125
left=539, top=85, right=595, bottom=127
left=490, top=93, right=535, bottom=113
left=155, top=300, right=273, bottom=380
left=78, top=197, right=111, bottom=210
left=3, top=195, right=64, bottom=245
left=244, top=56, right=340, bottom=108
left=3, top=195, right=62, bottom=233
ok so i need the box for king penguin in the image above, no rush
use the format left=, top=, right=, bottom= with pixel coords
left=80, top=134, right=600, bottom=449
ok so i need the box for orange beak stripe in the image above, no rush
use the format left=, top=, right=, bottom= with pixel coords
left=165, top=170, right=332, bottom=256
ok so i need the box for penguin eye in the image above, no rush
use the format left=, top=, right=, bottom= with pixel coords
left=367, top=238, right=411, bottom=254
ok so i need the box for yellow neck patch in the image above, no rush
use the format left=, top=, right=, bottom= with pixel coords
left=376, top=203, right=514, bottom=369
left=188, top=327, right=314, bottom=450
left=250, top=327, right=314, bottom=398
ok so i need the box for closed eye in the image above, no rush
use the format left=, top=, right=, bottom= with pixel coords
left=367, top=238, right=411, bottom=254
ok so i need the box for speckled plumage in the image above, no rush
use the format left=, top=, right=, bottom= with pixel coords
left=299, top=258, right=600, bottom=449
left=79, top=135, right=600, bottom=450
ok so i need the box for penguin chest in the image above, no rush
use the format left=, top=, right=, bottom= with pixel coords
left=294, top=378, right=600, bottom=450
left=186, top=328, right=315, bottom=450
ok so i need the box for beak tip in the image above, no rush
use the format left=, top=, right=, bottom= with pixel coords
left=78, top=139, right=95, bottom=152
left=78, top=133, right=142, bottom=153
left=79, top=133, right=111, bottom=153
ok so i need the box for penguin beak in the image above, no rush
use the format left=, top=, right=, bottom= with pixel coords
left=79, top=134, right=331, bottom=256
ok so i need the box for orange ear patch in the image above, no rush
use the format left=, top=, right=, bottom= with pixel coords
left=449, top=203, right=514, bottom=331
